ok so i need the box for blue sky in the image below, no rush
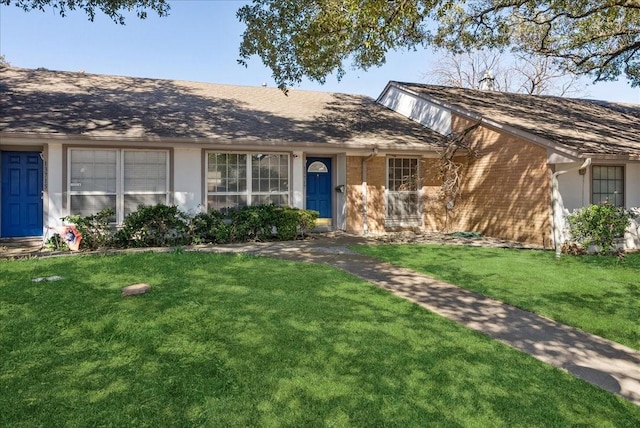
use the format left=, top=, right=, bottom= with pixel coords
left=1, top=0, right=639, bottom=103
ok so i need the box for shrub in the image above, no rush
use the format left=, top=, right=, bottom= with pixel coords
left=228, top=205, right=277, bottom=242
left=54, top=204, right=319, bottom=250
left=567, top=202, right=632, bottom=255
left=274, top=207, right=303, bottom=241
left=296, top=209, right=319, bottom=237
left=44, top=233, right=68, bottom=251
left=115, top=204, right=190, bottom=248
left=62, top=208, right=114, bottom=250
left=227, top=205, right=319, bottom=242
left=188, top=210, right=231, bottom=244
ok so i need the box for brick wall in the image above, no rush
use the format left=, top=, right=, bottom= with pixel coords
left=421, top=157, right=447, bottom=232
left=344, top=115, right=552, bottom=247
left=445, top=115, right=552, bottom=246
left=346, top=156, right=386, bottom=234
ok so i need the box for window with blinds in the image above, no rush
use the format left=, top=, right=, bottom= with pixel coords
left=207, top=153, right=289, bottom=211
left=68, top=149, right=169, bottom=222
left=123, top=151, right=168, bottom=216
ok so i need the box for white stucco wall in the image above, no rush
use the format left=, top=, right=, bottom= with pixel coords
left=556, top=163, right=590, bottom=212
left=173, top=147, right=203, bottom=214
left=378, top=86, right=452, bottom=135
left=45, top=143, right=64, bottom=228
left=627, top=163, right=640, bottom=208
left=556, top=161, right=640, bottom=250
left=625, top=164, right=640, bottom=249
left=292, top=151, right=304, bottom=209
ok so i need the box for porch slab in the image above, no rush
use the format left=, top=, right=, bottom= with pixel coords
left=0, top=238, right=43, bottom=258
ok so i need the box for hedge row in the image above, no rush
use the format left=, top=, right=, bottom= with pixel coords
left=47, top=204, right=318, bottom=251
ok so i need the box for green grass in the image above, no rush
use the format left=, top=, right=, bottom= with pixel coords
left=1, top=252, right=639, bottom=427
left=352, top=244, right=640, bottom=350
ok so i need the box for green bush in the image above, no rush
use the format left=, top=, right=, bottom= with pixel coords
left=228, top=205, right=277, bottom=242
left=115, top=204, right=190, bottom=248
left=275, top=207, right=318, bottom=240
left=56, top=204, right=319, bottom=250
left=62, top=208, right=114, bottom=250
left=188, top=210, right=231, bottom=244
left=298, top=209, right=319, bottom=237
left=44, top=233, right=68, bottom=251
left=567, top=202, right=632, bottom=254
left=227, top=205, right=319, bottom=242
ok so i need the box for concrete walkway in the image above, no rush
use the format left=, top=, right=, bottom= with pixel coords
left=236, top=234, right=640, bottom=407
left=3, top=232, right=640, bottom=405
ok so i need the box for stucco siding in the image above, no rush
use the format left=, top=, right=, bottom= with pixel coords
left=173, top=147, right=202, bottom=214
left=627, top=163, right=640, bottom=209
left=556, top=165, right=590, bottom=212
left=378, top=85, right=452, bottom=135
left=45, top=143, right=64, bottom=229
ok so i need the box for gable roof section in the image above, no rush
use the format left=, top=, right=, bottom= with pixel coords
left=387, top=82, right=640, bottom=159
left=0, top=67, right=442, bottom=151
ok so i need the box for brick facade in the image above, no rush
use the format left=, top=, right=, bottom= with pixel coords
left=344, top=114, right=552, bottom=247
left=448, top=116, right=551, bottom=246
left=346, top=156, right=386, bottom=234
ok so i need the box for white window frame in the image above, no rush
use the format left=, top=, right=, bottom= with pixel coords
left=206, top=152, right=290, bottom=211
left=67, top=148, right=170, bottom=223
left=385, top=157, right=423, bottom=227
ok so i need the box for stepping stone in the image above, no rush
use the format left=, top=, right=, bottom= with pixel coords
left=122, top=283, right=151, bottom=296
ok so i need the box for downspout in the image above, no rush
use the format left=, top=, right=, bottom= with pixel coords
left=362, top=148, right=378, bottom=235
left=551, top=157, right=591, bottom=256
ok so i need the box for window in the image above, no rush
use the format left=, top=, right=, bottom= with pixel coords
left=68, top=149, right=168, bottom=222
left=386, top=157, right=422, bottom=226
left=307, top=161, right=328, bottom=173
left=592, top=165, right=624, bottom=207
left=207, top=153, right=289, bottom=211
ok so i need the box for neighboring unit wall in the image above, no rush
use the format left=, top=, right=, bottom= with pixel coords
left=345, top=156, right=386, bottom=234
left=446, top=116, right=552, bottom=246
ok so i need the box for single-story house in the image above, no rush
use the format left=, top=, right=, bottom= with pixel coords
left=377, top=82, right=639, bottom=250
left=1, top=66, right=639, bottom=249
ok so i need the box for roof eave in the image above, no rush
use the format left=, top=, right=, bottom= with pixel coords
left=387, top=82, right=589, bottom=161
left=0, top=131, right=441, bottom=153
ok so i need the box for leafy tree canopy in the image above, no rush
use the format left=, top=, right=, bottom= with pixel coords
left=1, top=0, right=170, bottom=24
left=237, top=0, right=640, bottom=90
left=5, top=1, right=638, bottom=91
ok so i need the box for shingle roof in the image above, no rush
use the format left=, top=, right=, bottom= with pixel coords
left=392, top=82, right=640, bottom=157
left=0, top=67, right=443, bottom=151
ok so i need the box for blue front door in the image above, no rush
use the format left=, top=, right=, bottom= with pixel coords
left=306, top=157, right=332, bottom=219
left=1, top=152, right=43, bottom=237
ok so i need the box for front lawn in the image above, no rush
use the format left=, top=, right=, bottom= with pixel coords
left=1, top=252, right=639, bottom=426
left=352, top=244, right=640, bottom=350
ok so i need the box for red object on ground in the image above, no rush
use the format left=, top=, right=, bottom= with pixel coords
left=49, top=225, right=83, bottom=251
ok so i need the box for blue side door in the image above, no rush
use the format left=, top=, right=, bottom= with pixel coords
left=306, top=157, right=332, bottom=219
left=1, top=152, right=43, bottom=237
